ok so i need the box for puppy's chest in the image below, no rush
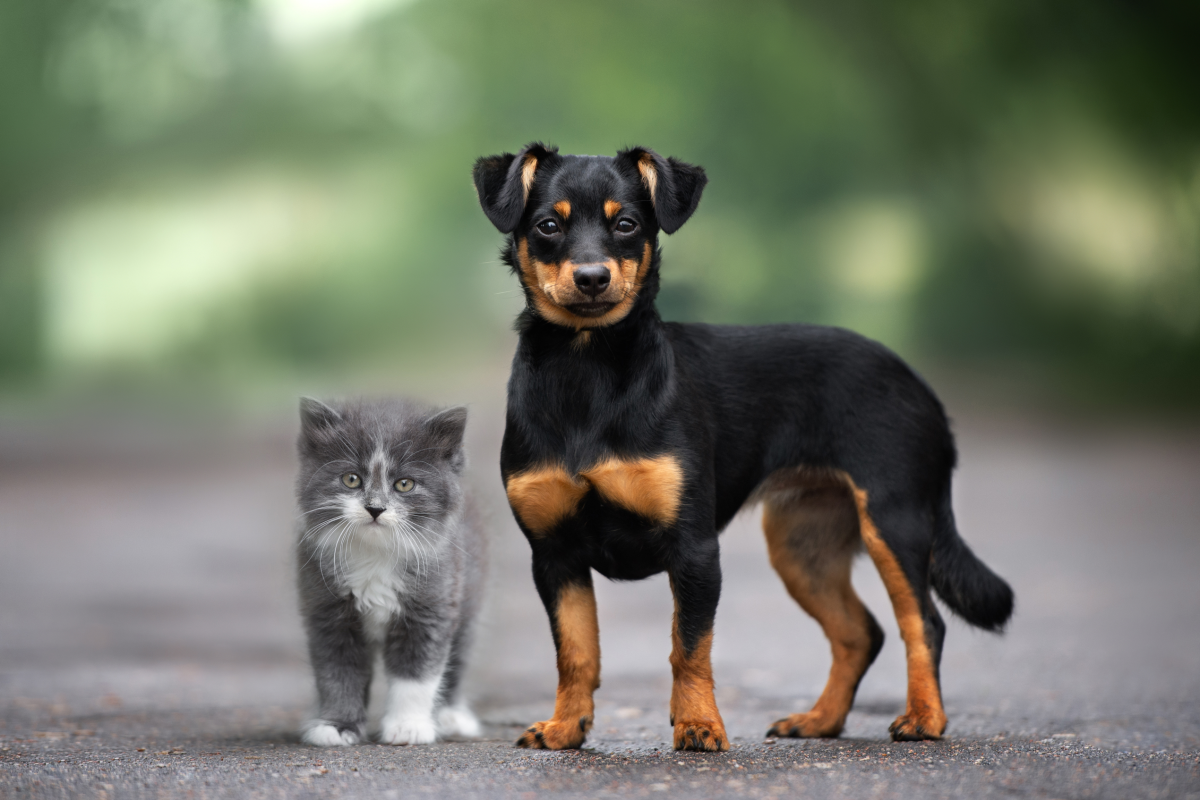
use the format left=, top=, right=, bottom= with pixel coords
left=504, top=453, right=684, bottom=536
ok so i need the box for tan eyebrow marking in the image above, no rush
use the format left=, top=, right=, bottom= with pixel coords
left=604, top=199, right=622, bottom=218
left=554, top=200, right=571, bottom=219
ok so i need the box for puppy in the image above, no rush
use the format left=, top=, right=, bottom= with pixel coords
left=473, top=142, right=1013, bottom=751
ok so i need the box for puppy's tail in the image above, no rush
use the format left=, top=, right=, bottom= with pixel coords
left=930, top=493, right=1014, bottom=632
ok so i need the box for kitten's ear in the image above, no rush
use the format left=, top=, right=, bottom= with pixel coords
left=473, top=142, right=558, bottom=233
left=424, top=406, right=467, bottom=473
left=299, top=397, right=342, bottom=432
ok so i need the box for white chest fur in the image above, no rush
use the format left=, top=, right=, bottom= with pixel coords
left=338, top=542, right=405, bottom=642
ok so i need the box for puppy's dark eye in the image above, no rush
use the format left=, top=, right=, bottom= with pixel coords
left=615, top=218, right=638, bottom=234
left=535, top=219, right=560, bottom=236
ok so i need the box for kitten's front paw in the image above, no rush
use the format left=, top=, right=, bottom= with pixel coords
left=437, top=704, right=482, bottom=738
left=379, top=715, right=438, bottom=745
left=301, top=721, right=360, bottom=747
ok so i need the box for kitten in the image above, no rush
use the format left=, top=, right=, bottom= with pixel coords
left=295, top=397, right=485, bottom=746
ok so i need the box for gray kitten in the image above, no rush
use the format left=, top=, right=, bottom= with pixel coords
left=295, top=397, right=485, bottom=746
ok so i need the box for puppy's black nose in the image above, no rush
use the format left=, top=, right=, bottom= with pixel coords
left=573, top=264, right=611, bottom=298
left=365, top=506, right=385, bottom=520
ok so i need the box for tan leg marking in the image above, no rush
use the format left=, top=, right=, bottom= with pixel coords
left=580, top=453, right=683, bottom=526
left=669, top=620, right=728, bottom=751
left=762, top=493, right=878, bottom=738
left=604, top=199, right=622, bottom=218
left=517, top=584, right=600, bottom=749
left=848, top=482, right=946, bottom=740
left=553, top=200, right=571, bottom=219
left=504, top=464, right=588, bottom=536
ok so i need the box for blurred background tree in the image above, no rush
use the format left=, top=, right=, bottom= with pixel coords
left=2, top=0, right=1198, bottom=407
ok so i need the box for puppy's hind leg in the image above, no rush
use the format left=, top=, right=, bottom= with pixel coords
left=762, top=486, right=884, bottom=739
left=850, top=485, right=947, bottom=741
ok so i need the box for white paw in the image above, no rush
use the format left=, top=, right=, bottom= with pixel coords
left=379, top=715, right=437, bottom=745
left=301, top=721, right=359, bottom=747
left=437, top=704, right=481, bottom=738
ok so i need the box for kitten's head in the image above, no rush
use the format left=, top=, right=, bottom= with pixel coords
left=296, top=397, right=468, bottom=567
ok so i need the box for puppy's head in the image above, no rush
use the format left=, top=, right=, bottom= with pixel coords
left=473, top=143, right=706, bottom=329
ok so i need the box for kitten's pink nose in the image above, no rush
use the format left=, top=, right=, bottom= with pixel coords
left=365, top=506, right=385, bottom=520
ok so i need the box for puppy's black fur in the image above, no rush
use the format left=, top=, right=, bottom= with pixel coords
left=474, top=143, right=1013, bottom=752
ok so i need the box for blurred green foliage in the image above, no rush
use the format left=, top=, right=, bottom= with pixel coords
left=2, top=0, right=1198, bottom=404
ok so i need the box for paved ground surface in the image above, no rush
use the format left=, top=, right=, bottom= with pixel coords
left=2, top=380, right=1199, bottom=798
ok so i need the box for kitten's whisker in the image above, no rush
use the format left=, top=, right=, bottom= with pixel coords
left=329, top=519, right=357, bottom=585
left=394, top=520, right=433, bottom=577
left=299, top=504, right=342, bottom=518
left=404, top=518, right=470, bottom=559
left=397, top=519, right=442, bottom=575
left=310, top=517, right=353, bottom=592
left=303, top=511, right=348, bottom=531
left=300, top=514, right=350, bottom=544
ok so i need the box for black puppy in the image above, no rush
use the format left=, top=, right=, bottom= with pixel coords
left=473, top=143, right=1013, bottom=752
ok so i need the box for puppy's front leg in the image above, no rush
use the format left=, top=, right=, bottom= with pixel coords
left=669, top=539, right=729, bottom=751
left=517, top=558, right=599, bottom=749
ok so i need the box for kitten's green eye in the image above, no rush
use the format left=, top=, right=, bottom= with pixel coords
left=394, top=478, right=415, bottom=493
left=342, top=473, right=362, bottom=489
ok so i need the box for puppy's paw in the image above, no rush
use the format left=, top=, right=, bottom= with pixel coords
left=673, top=720, right=729, bottom=752
left=767, top=711, right=844, bottom=739
left=301, top=721, right=360, bottom=747
left=379, top=714, right=437, bottom=746
left=437, top=704, right=482, bottom=738
left=515, top=718, right=588, bottom=750
left=888, top=711, right=946, bottom=741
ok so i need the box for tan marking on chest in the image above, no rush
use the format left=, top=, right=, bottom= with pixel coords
left=506, top=454, right=685, bottom=535
left=580, top=454, right=684, bottom=526
left=505, top=465, right=589, bottom=536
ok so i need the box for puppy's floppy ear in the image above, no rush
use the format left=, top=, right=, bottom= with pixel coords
left=616, top=146, right=707, bottom=234
left=473, top=142, right=559, bottom=233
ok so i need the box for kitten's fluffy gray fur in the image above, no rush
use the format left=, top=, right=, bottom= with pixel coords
left=295, top=397, right=486, bottom=746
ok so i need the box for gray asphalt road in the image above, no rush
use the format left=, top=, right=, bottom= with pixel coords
left=2, top=382, right=1199, bottom=798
